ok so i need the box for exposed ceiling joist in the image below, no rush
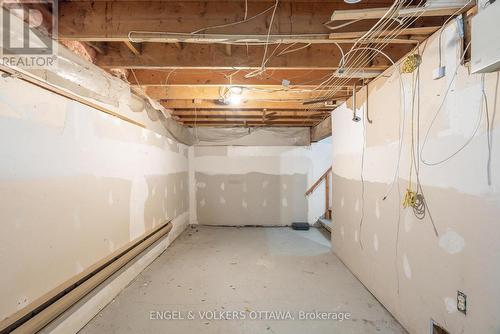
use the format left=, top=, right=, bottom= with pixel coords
left=127, top=69, right=367, bottom=86
left=177, top=116, right=324, bottom=121
left=172, top=110, right=331, bottom=117
left=329, top=3, right=473, bottom=21
left=58, top=1, right=397, bottom=41
left=96, top=43, right=409, bottom=69
left=143, top=85, right=350, bottom=100
left=126, top=32, right=419, bottom=44
left=182, top=121, right=319, bottom=127
left=162, top=100, right=335, bottom=109
left=310, top=116, right=332, bottom=142
left=329, top=26, right=440, bottom=39
left=55, top=0, right=454, bottom=130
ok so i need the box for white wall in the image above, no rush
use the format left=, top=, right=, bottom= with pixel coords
left=189, top=143, right=333, bottom=226
left=190, top=145, right=311, bottom=226
left=308, top=137, right=333, bottom=224
left=330, top=22, right=500, bottom=334
left=0, top=76, right=189, bottom=321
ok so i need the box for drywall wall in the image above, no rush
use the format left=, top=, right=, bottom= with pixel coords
left=0, top=76, right=189, bottom=322
left=191, top=146, right=315, bottom=226
left=331, top=22, right=500, bottom=333
left=308, top=137, right=333, bottom=223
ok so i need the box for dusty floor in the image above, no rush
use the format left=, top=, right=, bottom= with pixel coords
left=80, top=226, right=406, bottom=334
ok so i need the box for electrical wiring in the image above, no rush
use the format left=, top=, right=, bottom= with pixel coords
left=244, top=41, right=282, bottom=78
left=304, top=3, right=418, bottom=114
left=326, top=0, right=423, bottom=83
left=259, top=0, right=279, bottom=74
left=365, top=82, right=372, bottom=124
left=250, top=0, right=407, bottom=85
left=420, top=42, right=483, bottom=167
left=487, top=73, right=499, bottom=186
left=436, top=0, right=473, bottom=68
left=357, top=97, right=367, bottom=250
left=409, top=65, right=439, bottom=236
left=129, top=0, right=470, bottom=131
left=127, top=0, right=424, bottom=107
left=308, top=0, right=422, bottom=102
left=189, top=3, right=275, bottom=35
left=276, top=42, right=311, bottom=56
left=324, top=18, right=364, bottom=31
left=382, top=38, right=433, bottom=203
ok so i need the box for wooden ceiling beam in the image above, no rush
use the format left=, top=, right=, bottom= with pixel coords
left=97, top=42, right=411, bottom=69
left=59, top=0, right=395, bottom=3
left=127, top=69, right=364, bottom=86
left=173, top=110, right=330, bottom=117
left=310, top=116, right=332, bottom=142
left=329, top=3, right=473, bottom=21
left=177, top=116, right=324, bottom=121
left=145, top=85, right=350, bottom=100
left=162, top=100, right=337, bottom=109
left=183, top=121, right=318, bottom=127
left=58, top=1, right=396, bottom=41
left=329, top=26, right=440, bottom=39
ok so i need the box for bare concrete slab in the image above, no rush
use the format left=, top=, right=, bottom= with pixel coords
left=79, top=226, right=406, bottom=334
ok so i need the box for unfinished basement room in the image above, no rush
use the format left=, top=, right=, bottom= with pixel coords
left=1, top=0, right=499, bottom=333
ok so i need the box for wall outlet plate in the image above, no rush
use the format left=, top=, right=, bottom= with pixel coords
left=433, top=66, right=446, bottom=80
left=457, top=291, right=467, bottom=315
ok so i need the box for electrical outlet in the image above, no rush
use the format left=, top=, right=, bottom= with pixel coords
left=457, top=291, right=467, bottom=315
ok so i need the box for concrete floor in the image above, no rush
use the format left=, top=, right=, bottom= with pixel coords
left=80, top=226, right=406, bottom=334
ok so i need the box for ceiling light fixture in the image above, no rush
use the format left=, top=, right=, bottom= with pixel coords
left=229, top=86, right=244, bottom=95
left=344, top=0, right=362, bottom=3
left=228, top=94, right=242, bottom=105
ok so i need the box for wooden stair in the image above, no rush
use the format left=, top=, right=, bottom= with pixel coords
left=318, top=217, right=332, bottom=232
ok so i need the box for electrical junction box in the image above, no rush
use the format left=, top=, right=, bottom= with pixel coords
left=471, top=0, right=500, bottom=73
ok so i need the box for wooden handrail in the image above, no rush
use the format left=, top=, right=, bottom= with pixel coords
left=305, top=166, right=332, bottom=196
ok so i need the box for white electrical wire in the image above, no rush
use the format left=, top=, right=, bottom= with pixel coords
left=190, top=4, right=275, bottom=35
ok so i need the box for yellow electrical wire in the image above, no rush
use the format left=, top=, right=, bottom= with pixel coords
left=401, top=54, right=422, bottom=74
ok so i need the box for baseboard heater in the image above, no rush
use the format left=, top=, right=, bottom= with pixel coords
left=0, top=221, right=173, bottom=334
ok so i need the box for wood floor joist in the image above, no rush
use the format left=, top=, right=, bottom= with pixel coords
left=54, top=0, right=453, bottom=129
left=183, top=120, right=320, bottom=127
left=178, top=116, right=323, bottom=121
left=329, top=26, right=440, bottom=39
left=127, top=69, right=378, bottom=86
left=144, top=85, right=351, bottom=100
left=329, top=3, right=474, bottom=21
left=58, top=1, right=397, bottom=41
left=171, top=110, right=331, bottom=116
left=161, top=100, right=337, bottom=110
left=96, top=42, right=412, bottom=69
